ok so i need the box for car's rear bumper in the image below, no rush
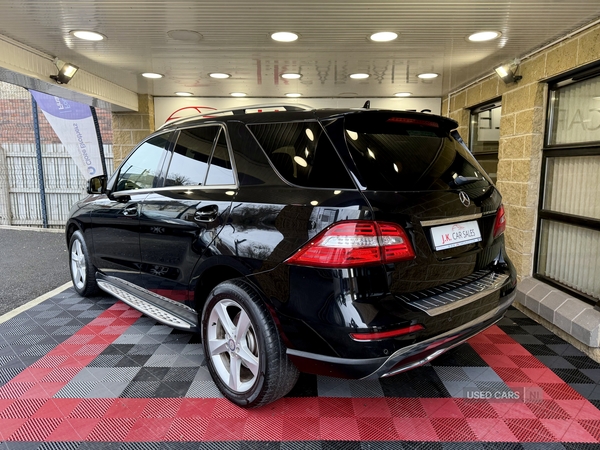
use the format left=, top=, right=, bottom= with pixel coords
left=286, top=289, right=515, bottom=379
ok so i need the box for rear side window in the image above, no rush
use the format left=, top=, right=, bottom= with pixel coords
left=248, top=121, right=355, bottom=188
left=343, top=114, right=492, bottom=191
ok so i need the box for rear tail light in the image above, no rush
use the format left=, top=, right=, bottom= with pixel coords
left=493, top=204, right=506, bottom=238
left=350, top=324, right=424, bottom=341
left=285, top=220, right=415, bottom=268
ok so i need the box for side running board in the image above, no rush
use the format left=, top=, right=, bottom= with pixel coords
left=96, top=273, right=199, bottom=332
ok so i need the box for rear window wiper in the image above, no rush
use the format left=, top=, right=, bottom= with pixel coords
left=450, top=175, right=484, bottom=187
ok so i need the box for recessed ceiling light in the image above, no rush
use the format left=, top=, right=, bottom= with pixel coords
left=175, top=92, right=193, bottom=96
left=271, top=32, right=299, bottom=42
left=350, top=73, right=370, bottom=79
left=467, top=31, right=501, bottom=42
left=281, top=73, right=302, bottom=79
left=70, top=30, right=106, bottom=41
left=418, top=73, right=439, bottom=79
left=369, top=31, right=398, bottom=42
left=209, top=72, right=231, bottom=79
left=285, top=93, right=302, bottom=97
left=394, top=92, right=412, bottom=97
left=230, top=92, right=247, bottom=97
left=167, top=30, right=203, bottom=42
left=142, top=72, right=163, bottom=79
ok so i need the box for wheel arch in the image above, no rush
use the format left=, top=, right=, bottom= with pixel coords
left=65, top=219, right=87, bottom=247
left=191, top=259, right=248, bottom=315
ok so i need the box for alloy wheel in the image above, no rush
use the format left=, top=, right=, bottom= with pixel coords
left=206, top=298, right=260, bottom=393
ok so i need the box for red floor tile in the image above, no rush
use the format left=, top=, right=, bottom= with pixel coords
left=164, top=417, right=208, bottom=441
left=319, top=416, right=361, bottom=440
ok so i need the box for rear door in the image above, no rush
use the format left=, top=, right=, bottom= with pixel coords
left=138, top=125, right=236, bottom=304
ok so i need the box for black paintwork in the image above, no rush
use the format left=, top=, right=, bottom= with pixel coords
left=66, top=107, right=516, bottom=379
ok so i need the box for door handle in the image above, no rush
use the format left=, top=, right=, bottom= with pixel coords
left=122, top=204, right=138, bottom=216
left=194, top=205, right=219, bottom=222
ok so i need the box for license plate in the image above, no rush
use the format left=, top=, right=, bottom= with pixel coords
left=430, top=220, right=482, bottom=251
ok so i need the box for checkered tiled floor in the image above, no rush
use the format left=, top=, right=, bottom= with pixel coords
left=2, top=288, right=600, bottom=449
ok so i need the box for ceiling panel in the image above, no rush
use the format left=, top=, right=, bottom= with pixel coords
left=0, top=0, right=599, bottom=99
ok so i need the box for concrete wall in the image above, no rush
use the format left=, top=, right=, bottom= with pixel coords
left=443, top=23, right=600, bottom=282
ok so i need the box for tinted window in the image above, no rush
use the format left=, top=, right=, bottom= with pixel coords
left=205, top=130, right=235, bottom=185
left=248, top=121, right=354, bottom=188
left=115, top=134, right=170, bottom=191
left=165, top=126, right=219, bottom=186
left=343, top=114, right=492, bottom=191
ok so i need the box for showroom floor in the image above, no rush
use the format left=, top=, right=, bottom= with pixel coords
left=2, top=288, right=600, bottom=449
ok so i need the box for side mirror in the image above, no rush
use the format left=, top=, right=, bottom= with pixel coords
left=87, top=175, right=107, bottom=194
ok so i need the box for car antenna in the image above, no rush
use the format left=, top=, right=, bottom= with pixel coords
left=362, top=100, right=370, bottom=109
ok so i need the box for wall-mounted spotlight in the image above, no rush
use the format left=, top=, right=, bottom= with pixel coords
left=494, top=59, right=522, bottom=84
left=50, top=57, right=79, bottom=84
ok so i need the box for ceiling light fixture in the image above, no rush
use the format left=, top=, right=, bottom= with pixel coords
left=281, top=73, right=302, bottom=79
left=230, top=92, right=247, bottom=97
left=285, top=93, right=302, bottom=97
left=70, top=30, right=106, bottom=41
left=209, top=72, right=231, bottom=79
left=350, top=73, right=370, bottom=79
left=271, top=31, right=299, bottom=42
left=50, top=58, right=79, bottom=84
left=467, top=31, right=501, bottom=42
left=369, top=31, right=398, bottom=42
left=417, top=73, right=439, bottom=79
left=175, top=92, right=193, bottom=96
left=494, top=60, right=522, bottom=84
left=142, top=72, right=163, bottom=79
left=394, top=92, right=412, bottom=97
left=167, top=30, right=203, bottom=42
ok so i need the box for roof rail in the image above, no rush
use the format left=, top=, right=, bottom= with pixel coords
left=158, top=103, right=314, bottom=129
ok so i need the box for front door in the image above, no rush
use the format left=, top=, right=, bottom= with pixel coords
left=90, top=132, right=172, bottom=285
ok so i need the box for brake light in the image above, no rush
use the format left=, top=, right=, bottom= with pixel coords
left=350, top=324, right=424, bottom=341
left=493, top=204, right=506, bottom=238
left=285, top=220, right=415, bottom=268
left=386, top=117, right=439, bottom=128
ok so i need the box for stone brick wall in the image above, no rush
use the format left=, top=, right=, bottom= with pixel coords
left=111, top=94, right=154, bottom=166
left=443, top=23, right=600, bottom=281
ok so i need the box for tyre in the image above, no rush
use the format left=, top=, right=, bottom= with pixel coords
left=201, top=279, right=299, bottom=408
left=69, top=230, right=99, bottom=297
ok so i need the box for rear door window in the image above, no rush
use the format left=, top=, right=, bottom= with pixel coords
left=343, top=113, right=492, bottom=191
left=248, top=121, right=355, bottom=189
left=165, top=126, right=220, bottom=186
left=205, top=129, right=235, bottom=185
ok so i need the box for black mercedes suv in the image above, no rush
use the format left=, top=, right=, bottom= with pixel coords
left=66, top=104, right=516, bottom=407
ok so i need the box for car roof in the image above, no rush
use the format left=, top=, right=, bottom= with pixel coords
left=158, top=105, right=459, bottom=131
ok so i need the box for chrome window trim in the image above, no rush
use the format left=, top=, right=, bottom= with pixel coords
left=112, top=184, right=238, bottom=198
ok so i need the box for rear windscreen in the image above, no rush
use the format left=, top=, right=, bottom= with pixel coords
left=343, top=114, right=492, bottom=191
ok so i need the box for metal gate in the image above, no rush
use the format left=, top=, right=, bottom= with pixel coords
left=0, top=143, right=113, bottom=228
left=0, top=81, right=113, bottom=229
